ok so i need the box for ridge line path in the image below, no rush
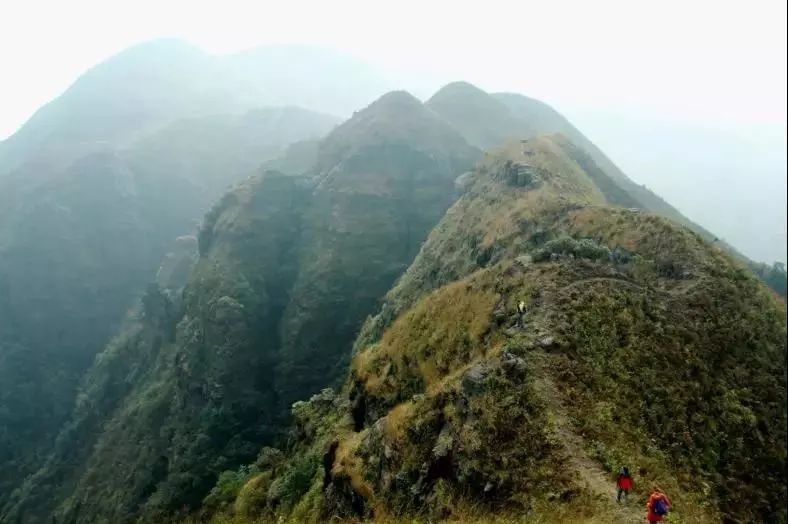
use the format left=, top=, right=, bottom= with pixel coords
left=528, top=351, right=644, bottom=523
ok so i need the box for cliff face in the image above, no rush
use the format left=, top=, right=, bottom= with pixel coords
left=0, top=107, right=337, bottom=508
left=2, top=92, right=480, bottom=523
left=276, top=91, right=480, bottom=407
left=211, top=137, right=786, bottom=524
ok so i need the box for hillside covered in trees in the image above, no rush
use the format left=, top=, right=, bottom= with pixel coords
left=0, top=40, right=785, bottom=524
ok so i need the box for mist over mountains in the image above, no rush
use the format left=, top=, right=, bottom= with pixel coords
left=3, top=39, right=784, bottom=265
left=0, top=38, right=785, bottom=524
left=565, top=110, right=787, bottom=264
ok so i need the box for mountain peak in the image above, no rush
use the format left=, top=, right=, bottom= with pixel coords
left=110, top=38, right=204, bottom=59
left=428, top=80, right=489, bottom=101
left=315, top=90, right=478, bottom=174
left=361, top=89, right=424, bottom=114
left=425, top=80, right=528, bottom=150
left=0, top=41, right=387, bottom=172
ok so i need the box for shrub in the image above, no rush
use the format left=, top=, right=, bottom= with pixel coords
left=202, top=464, right=259, bottom=510
left=532, top=235, right=611, bottom=262
left=266, top=454, right=319, bottom=509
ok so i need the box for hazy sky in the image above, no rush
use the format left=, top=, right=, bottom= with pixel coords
left=1, top=0, right=786, bottom=262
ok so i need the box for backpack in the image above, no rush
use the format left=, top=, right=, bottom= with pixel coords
left=653, top=497, right=669, bottom=516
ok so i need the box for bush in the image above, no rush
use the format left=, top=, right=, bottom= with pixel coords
left=532, top=235, right=611, bottom=262
left=266, top=454, right=319, bottom=509
left=203, top=464, right=259, bottom=510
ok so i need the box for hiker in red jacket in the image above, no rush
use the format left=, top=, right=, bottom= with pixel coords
left=616, top=466, right=633, bottom=503
left=646, top=486, right=672, bottom=522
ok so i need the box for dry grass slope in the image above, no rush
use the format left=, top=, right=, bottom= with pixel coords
left=186, top=135, right=785, bottom=524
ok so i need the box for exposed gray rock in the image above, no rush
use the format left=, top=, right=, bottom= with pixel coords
left=504, top=327, right=520, bottom=337
left=461, top=363, right=491, bottom=395
left=501, top=350, right=527, bottom=373
left=492, top=303, right=508, bottom=325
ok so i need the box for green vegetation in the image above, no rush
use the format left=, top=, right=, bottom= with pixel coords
left=196, top=136, right=785, bottom=524
left=1, top=92, right=479, bottom=523
left=203, top=465, right=263, bottom=512
left=1, top=74, right=784, bottom=524
left=0, top=108, right=336, bottom=510
left=531, top=235, right=612, bottom=262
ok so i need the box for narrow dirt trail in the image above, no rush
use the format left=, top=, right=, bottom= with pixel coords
left=528, top=351, right=644, bottom=523
left=557, top=276, right=643, bottom=293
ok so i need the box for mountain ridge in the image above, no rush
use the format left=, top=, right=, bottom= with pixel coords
left=426, top=82, right=784, bottom=290
left=196, top=136, right=786, bottom=524
left=1, top=90, right=480, bottom=523
left=0, top=39, right=388, bottom=173
left=0, top=105, right=338, bottom=511
left=0, top=70, right=784, bottom=524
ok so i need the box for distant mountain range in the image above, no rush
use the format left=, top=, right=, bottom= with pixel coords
left=0, top=39, right=388, bottom=172
left=0, top=40, right=784, bottom=524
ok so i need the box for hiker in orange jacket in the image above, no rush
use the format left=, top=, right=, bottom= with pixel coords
left=646, top=486, right=672, bottom=522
